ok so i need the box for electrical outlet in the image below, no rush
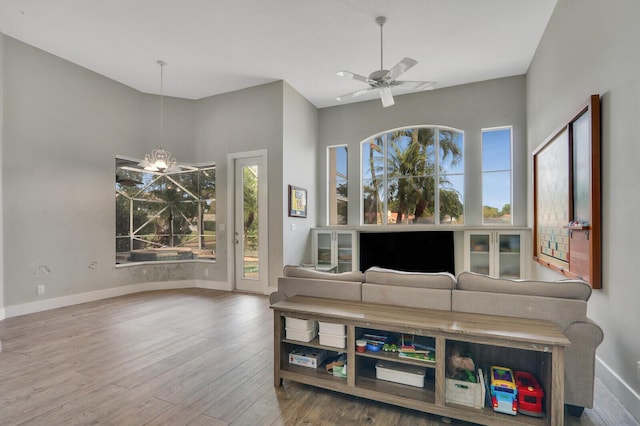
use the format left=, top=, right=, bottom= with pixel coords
left=36, top=285, right=45, bottom=295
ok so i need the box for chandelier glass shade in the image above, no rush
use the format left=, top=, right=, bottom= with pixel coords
left=138, top=148, right=178, bottom=172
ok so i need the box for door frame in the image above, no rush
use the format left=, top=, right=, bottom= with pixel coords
left=227, top=150, right=268, bottom=293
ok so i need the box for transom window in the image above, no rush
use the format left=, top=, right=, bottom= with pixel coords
left=361, top=126, right=464, bottom=225
left=116, top=158, right=216, bottom=264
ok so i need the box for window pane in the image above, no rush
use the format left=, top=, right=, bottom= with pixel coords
left=387, top=129, right=435, bottom=179
left=482, top=171, right=511, bottom=224
left=387, top=176, right=437, bottom=224
left=115, top=194, right=130, bottom=237
left=362, top=137, right=384, bottom=224
left=362, top=137, right=384, bottom=181
left=440, top=174, right=464, bottom=224
left=439, top=130, right=464, bottom=174
left=482, top=128, right=511, bottom=171
left=329, top=146, right=348, bottom=225
left=199, top=168, right=216, bottom=199
left=242, top=165, right=259, bottom=279
left=362, top=178, right=383, bottom=224
left=482, top=128, right=512, bottom=225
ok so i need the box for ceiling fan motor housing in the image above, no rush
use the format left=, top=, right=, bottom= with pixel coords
left=369, top=69, right=391, bottom=84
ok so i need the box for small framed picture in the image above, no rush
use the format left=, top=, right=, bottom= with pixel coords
left=288, top=185, right=307, bottom=218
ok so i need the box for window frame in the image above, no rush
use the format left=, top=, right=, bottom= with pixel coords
left=115, top=157, right=216, bottom=266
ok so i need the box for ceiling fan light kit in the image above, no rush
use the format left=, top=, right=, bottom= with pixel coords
left=336, top=16, right=436, bottom=108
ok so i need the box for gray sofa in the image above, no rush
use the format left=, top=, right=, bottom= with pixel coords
left=275, top=266, right=604, bottom=416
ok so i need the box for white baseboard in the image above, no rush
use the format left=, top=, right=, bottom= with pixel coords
left=3, top=279, right=229, bottom=319
left=194, top=279, right=232, bottom=291
left=596, top=356, right=640, bottom=422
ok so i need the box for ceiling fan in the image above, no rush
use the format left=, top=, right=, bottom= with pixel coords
left=336, top=16, right=436, bottom=108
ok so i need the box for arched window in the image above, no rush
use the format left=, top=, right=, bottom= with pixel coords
left=361, top=126, right=464, bottom=225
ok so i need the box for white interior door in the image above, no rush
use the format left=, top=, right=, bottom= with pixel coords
left=234, top=155, right=267, bottom=292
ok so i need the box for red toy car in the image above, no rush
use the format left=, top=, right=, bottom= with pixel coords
left=514, top=371, right=544, bottom=417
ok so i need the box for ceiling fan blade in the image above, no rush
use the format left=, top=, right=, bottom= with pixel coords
left=378, top=86, right=395, bottom=107
left=336, top=70, right=374, bottom=84
left=393, top=81, right=436, bottom=90
left=387, top=57, right=418, bottom=81
left=336, top=87, right=375, bottom=101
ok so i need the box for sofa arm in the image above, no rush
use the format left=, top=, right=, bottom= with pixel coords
left=269, top=291, right=288, bottom=305
left=277, top=276, right=362, bottom=301
left=562, top=318, right=604, bottom=409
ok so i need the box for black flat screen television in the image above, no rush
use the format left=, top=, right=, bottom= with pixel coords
left=359, top=231, right=455, bottom=275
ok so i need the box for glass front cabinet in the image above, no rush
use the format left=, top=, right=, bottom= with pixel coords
left=464, top=230, right=528, bottom=279
left=311, top=229, right=358, bottom=273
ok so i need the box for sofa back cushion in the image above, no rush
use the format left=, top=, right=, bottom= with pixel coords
left=283, top=265, right=364, bottom=282
left=362, top=283, right=451, bottom=310
left=364, top=267, right=455, bottom=289
left=451, top=290, right=588, bottom=329
left=456, top=271, right=591, bottom=301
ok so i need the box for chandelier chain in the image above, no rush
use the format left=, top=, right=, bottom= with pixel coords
left=158, top=60, right=165, bottom=147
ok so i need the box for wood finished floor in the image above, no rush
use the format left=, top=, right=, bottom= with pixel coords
left=0, top=288, right=637, bottom=426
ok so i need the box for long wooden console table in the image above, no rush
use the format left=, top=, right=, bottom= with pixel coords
left=271, top=296, right=570, bottom=425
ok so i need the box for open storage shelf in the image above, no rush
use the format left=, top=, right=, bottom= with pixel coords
left=356, top=349, right=436, bottom=369
left=272, top=296, right=569, bottom=425
left=356, top=356, right=436, bottom=403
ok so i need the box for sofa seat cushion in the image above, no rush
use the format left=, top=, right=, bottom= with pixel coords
left=283, top=265, right=364, bottom=282
left=456, top=271, right=592, bottom=301
left=364, top=267, right=455, bottom=289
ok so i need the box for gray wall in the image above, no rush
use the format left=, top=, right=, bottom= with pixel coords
left=2, top=36, right=199, bottom=306
left=1, top=34, right=313, bottom=308
left=0, top=34, right=4, bottom=310
left=194, top=81, right=289, bottom=289
left=527, top=0, right=640, bottom=418
left=317, top=76, right=527, bottom=227
left=282, top=82, right=318, bottom=272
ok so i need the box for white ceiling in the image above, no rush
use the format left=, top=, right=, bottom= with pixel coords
left=0, top=0, right=557, bottom=108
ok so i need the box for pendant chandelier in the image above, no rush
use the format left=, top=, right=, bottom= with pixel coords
left=138, top=60, right=180, bottom=173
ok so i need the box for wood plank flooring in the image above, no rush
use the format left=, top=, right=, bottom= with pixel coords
left=0, top=288, right=637, bottom=425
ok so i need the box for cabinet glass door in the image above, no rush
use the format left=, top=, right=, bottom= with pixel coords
left=469, top=234, right=490, bottom=275
left=316, top=232, right=333, bottom=268
left=336, top=232, right=353, bottom=273
left=497, top=233, right=521, bottom=278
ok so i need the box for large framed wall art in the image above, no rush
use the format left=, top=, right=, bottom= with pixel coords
left=533, top=95, right=602, bottom=289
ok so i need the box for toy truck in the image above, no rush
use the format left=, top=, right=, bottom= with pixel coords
left=514, top=370, right=544, bottom=417
left=489, top=366, right=518, bottom=415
